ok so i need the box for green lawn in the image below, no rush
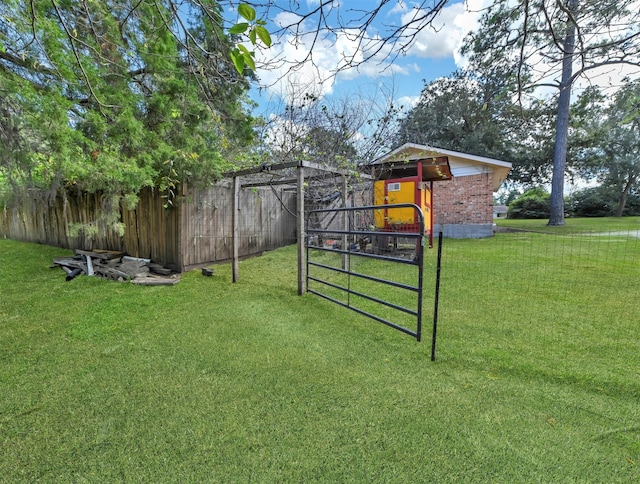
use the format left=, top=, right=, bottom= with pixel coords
left=1, top=219, right=639, bottom=482
left=496, top=215, right=640, bottom=233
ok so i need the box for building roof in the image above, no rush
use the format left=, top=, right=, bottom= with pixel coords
left=371, top=154, right=453, bottom=182
left=370, top=143, right=512, bottom=191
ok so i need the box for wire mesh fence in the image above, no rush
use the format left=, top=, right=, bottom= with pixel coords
left=427, top=224, right=640, bottom=334
left=301, top=183, right=639, bottom=352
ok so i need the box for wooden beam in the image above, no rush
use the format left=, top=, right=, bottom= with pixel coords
left=240, top=178, right=298, bottom=188
left=224, top=160, right=373, bottom=180
left=240, top=173, right=354, bottom=188
left=224, top=160, right=301, bottom=178
left=300, top=160, right=372, bottom=179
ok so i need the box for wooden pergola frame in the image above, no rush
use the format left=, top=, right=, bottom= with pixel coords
left=225, top=160, right=371, bottom=295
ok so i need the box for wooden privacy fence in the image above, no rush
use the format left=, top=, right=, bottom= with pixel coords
left=0, top=181, right=297, bottom=272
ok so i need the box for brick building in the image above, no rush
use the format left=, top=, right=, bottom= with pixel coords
left=370, top=143, right=512, bottom=238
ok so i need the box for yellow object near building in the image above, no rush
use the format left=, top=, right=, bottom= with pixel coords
left=371, top=155, right=452, bottom=247
left=374, top=180, right=428, bottom=228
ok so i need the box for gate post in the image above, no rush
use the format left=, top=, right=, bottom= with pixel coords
left=342, top=174, right=348, bottom=270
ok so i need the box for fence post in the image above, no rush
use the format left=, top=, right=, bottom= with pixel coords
left=431, top=228, right=443, bottom=361
left=232, top=176, right=240, bottom=283
left=342, top=174, right=349, bottom=271
left=297, top=164, right=305, bottom=295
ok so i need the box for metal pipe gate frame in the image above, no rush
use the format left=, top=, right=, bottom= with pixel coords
left=305, top=203, right=443, bottom=360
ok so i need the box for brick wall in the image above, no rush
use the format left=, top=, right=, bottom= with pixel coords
left=432, top=172, right=493, bottom=225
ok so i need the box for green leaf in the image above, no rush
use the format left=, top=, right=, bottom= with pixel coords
left=249, top=28, right=257, bottom=45
left=238, top=4, right=256, bottom=22
left=243, top=52, right=255, bottom=71
left=230, top=50, right=245, bottom=74
left=255, top=26, right=272, bottom=47
left=237, top=45, right=255, bottom=70
left=229, top=22, right=249, bottom=35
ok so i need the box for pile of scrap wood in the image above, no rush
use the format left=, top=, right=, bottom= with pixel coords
left=52, top=249, right=180, bottom=286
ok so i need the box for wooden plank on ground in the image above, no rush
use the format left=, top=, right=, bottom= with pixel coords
left=75, top=249, right=125, bottom=260
left=52, top=257, right=84, bottom=269
left=131, top=274, right=180, bottom=286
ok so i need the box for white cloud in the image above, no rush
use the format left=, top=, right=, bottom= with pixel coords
left=401, top=0, right=487, bottom=66
left=272, top=11, right=304, bottom=29
left=251, top=0, right=639, bottom=108
left=401, top=3, right=465, bottom=59
left=252, top=11, right=412, bottom=105
left=333, top=29, right=412, bottom=81
left=388, top=0, right=409, bottom=16
left=250, top=23, right=338, bottom=104
left=396, top=95, right=420, bottom=111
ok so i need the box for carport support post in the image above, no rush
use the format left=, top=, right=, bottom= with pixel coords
left=232, top=175, right=240, bottom=283
left=297, top=164, right=305, bottom=295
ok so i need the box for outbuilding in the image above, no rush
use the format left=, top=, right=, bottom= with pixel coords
left=370, top=143, right=512, bottom=238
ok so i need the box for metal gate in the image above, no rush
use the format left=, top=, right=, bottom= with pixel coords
left=306, top=203, right=427, bottom=342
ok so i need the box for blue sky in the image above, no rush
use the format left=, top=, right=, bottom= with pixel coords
left=241, top=0, right=481, bottom=116
left=229, top=0, right=639, bottom=194
left=238, top=0, right=639, bottom=119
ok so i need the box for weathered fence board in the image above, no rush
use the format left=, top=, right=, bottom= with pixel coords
left=1, top=182, right=297, bottom=272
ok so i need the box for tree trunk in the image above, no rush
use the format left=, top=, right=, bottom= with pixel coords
left=615, top=175, right=635, bottom=217
left=548, top=0, right=579, bottom=226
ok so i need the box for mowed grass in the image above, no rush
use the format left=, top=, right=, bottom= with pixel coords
left=496, top=215, right=640, bottom=234
left=1, top=218, right=639, bottom=482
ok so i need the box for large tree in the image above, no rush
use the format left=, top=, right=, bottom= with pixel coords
left=462, top=0, right=640, bottom=225
left=395, top=73, right=506, bottom=156
left=261, top=83, right=402, bottom=167
left=395, top=71, right=556, bottom=185
left=0, top=0, right=255, bottom=209
left=0, top=1, right=464, bottom=205
left=571, top=80, right=640, bottom=216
